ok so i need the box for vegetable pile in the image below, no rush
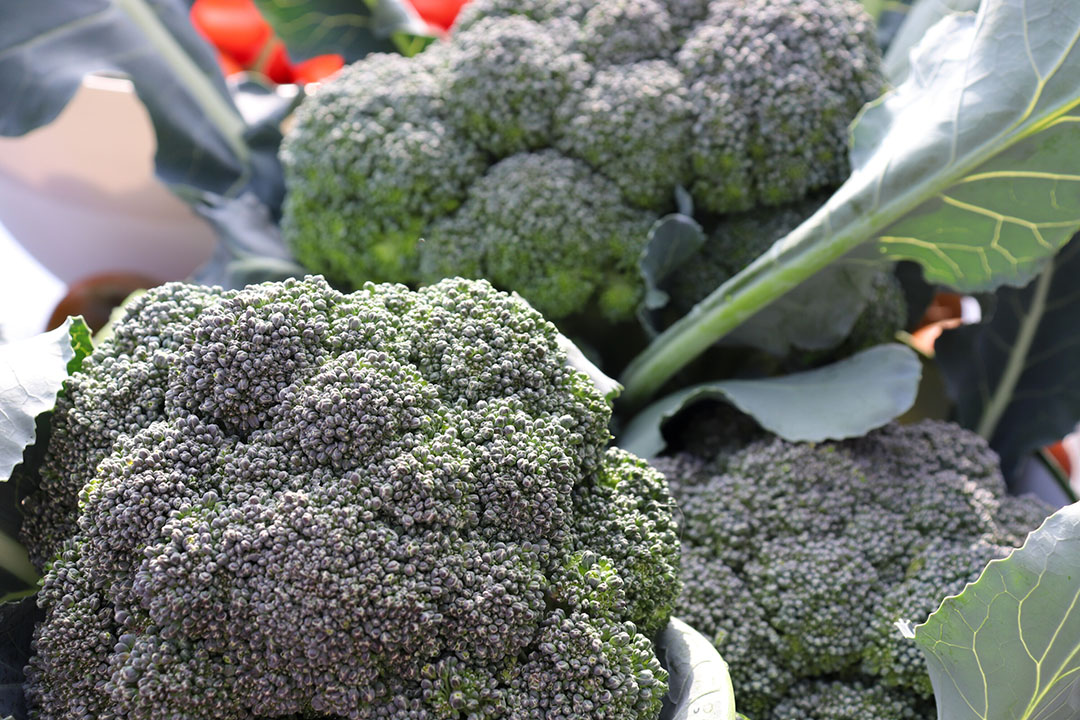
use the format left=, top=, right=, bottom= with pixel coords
left=3, top=0, right=1080, bottom=719
left=22, top=277, right=680, bottom=720
left=279, top=0, right=882, bottom=322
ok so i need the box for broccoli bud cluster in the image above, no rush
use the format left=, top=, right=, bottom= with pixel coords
left=655, top=417, right=1052, bottom=720
left=280, top=0, right=882, bottom=323
left=23, top=277, right=680, bottom=720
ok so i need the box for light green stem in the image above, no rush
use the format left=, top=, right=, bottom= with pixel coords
left=0, top=529, right=40, bottom=588
left=116, top=0, right=249, bottom=170
left=618, top=210, right=878, bottom=407
left=976, top=260, right=1055, bottom=439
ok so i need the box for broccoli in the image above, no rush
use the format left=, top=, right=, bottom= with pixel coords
left=418, top=151, right=655, bottom=322
left=654, top=417, right=1052, bottom=720
left=280, top=0, right=882, bottom=323
left=21, top=276, right=681, bottom=720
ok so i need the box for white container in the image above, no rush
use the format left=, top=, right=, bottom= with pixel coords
left=0, top=75, right=216, bottom=284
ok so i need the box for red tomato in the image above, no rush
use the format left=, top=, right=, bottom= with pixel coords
left=1046, top=441, right=1072, bottom=476
left=408, top=0, right=470, bottom=31
left=292, top=54, right=346, bottom=84
left=216, top=49, right=245, bottom=77
left=190, top=0, right=272, bottom=67
left=255, top=39, right=295, bottom=84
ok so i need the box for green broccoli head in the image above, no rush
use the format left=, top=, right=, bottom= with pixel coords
left=418, top=151, right=655, bottom=322
left=770, top=679, right=927, bottom=720
left=279, top=0, right=883, bottom=323
left=280, top=51, right=486, bottom=288
left=656, top=418, right=1052, bottom=720
left=677, top=0, right=881, bottom=211
left=22, top=277, right=680, bottom=720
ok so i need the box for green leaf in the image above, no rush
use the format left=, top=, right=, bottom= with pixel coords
left=1, top=0, right=252, bottom=199
left=253, top=0, right=435, bottom=63
left=0, top=318, right=91, bottom=483
left=0, top=319, right=89, bottom=590
left=724, top=261, right=881, bottom=356
left=658, top=617, right=737, bottom=720
left=639, top=214, right=707, bottom=313
left=618, top=344, right=921, bottom=457
left=620, top=0, right=1080, bottom=406
left=905, top=501, right=1080, bottom=720
left=0, top=0, right=298, bottom=275
left=883, top=0, right=980, bottom=83
left=936, top=234, right=1080, bottom=479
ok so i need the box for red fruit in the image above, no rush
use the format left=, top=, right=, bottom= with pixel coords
left=1046, top=441, right=1072, bottom=476
left=216, top=49, right=245, bottom=77
left=408, top=0, right=470, bottom=31
left=256, top=39, right=295, bottom=83
left=190, top=0, right=273, bottom=67
left=292, top=54, right=346, bottom=84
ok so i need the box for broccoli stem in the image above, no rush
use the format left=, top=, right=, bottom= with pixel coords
left=619, top=203, right=881, bottom=406
left=975, top=259, right=1054, bottom=440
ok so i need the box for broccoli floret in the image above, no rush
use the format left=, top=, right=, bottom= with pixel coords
left=418, top=151, right=656, bottom=322
left=280, top=52, right=486, bottom=287
left=280, top=0, right=882, bottom=323
left=22, top=276, right=680, bottom=720
left=655, top=418, right=1052, bottom=720
left=770, top=679, right=928, bottom=720
left=443, top=17, right=590, bottom=156
left=677, top=0, right=881, bottom=211
left=555, top=61, right=693, bottom=209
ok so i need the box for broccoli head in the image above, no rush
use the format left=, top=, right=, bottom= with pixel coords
left=22, top=276, right=680, bottom=720
left=280, top=0, right=883, bottom=323
left=655, top=417, right=1052, bottom=720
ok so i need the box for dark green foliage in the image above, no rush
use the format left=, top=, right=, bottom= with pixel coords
left=280, top=0, right=882, bottom=323
left=656, top=419, right=1052, bottom=720
left=668, top=195, right=907, bottom=358
left=22, top=277, right=680, bottom=720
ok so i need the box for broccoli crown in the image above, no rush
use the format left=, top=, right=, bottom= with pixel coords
left=22, top=276, right=680, bottom=720
left=280, top=0, right=882, bottom=322
left=419, top=151, right=655, bottom=322
left=655, top=418, right=1052, bottom=720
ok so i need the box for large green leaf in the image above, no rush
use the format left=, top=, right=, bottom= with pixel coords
left=253, top=0, right=435, bottom=63
left=936, top=234, right=1080, bottom=478
left=0, top=318, right=91, bottom=483
left=883, top=0, right=981, bottom=82
left=1, top=0, right=249, bottom=197
left=0, top=0, right=300, bottom=288
left=0, top=318, right=90, bottom=590
left=619, top=344, right=921, bottom=457
left=620, top=0, right=1080, bottom=406
left=905, top=501, right=1080, bottom=720
left=658, top=617, right=737, bottom=720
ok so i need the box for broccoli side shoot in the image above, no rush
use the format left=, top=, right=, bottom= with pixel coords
left=23, top=276, right=680, bottom=720
left=655, top=418, right=1052, bottom=720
